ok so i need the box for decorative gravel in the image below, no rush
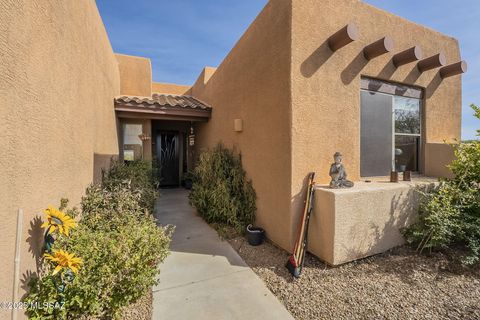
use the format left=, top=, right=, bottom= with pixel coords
left=120, top=290, right=152, bottom=320
left=228, top=237, right=480, bottom=320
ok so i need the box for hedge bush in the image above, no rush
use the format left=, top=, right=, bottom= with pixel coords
left=24, top=160, right=172, bottom=319
left=404, top=104, right=480, bottom=265
left=102, top=160, right=159, bottom=212
left=189, top=143, right=256, bottom=232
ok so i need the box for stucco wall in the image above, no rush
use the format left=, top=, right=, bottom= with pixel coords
left=116, top=54, right=152, bottom=97
left=291, top=0, right=461, bottom=248
left=0, top=0, right=120, bottom=316
left=310, top=179, right=436, bottom=265
left=152, top=82, right=191, bottom=95
left=191, top=1, right=293, bottom=250
left=424, top=142, right=456, bottom=179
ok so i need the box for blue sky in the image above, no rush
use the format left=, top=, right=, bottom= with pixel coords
left=96, top=0, right=479, bottom=140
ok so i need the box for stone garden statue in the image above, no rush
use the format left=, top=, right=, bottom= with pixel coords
left=329, top=152, right=354, bottom=189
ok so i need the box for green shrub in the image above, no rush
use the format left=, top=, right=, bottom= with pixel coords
left=189, top=143, right=256, bottom=232
left=81, top=183, right=146, bottom=228
left=404, top=104, right=480, bottom=265
left=24, top=161, right=173, bottom=319
left=102, top=160, right=158, bottom=212
left=25, top=204, right=173, bottom=319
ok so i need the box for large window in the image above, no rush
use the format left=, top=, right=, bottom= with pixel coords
left=360, top=78, right=422, bottom=177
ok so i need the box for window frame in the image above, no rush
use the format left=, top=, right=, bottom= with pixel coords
left=121, top=122, right=144, bottom=162
left=393, top=95, right=422, bottom=172
left=360, top=89, right=423, bottom=174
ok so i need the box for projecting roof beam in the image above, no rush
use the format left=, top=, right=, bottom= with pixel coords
left=363, top=37, right=394, bottom=60
left=392, top=46, right=423, bottom=67
left=417, top=53, right=446, bottom=72
left=328, top=23, right=359, bottom=52
left=440, top=60, right=468, bottom=78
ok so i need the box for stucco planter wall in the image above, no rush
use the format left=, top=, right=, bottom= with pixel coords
left=308, top=178, right=438, bottom=265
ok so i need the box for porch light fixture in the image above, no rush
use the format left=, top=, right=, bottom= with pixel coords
left=363, top=37, right=394, bottom=60
left=417, top=53, right=446, bottom=72
left=189, top=126, right=195, bottom=146
left=392, top=46, right=423, bottom=67
left=328, top=23, right=359, bottom=52
left=138, top=133, right=151, bottom=141
left=234, top=119, right=243, bottom=132
left=440, top=60, right=468, bottom=78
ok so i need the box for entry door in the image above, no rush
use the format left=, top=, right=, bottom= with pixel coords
left=360, top=91, right=393, bottom=177
left=156, top=132, right=180, bottom=186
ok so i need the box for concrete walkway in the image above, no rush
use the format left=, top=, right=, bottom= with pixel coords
left=152, top=189, right=294, bottom=320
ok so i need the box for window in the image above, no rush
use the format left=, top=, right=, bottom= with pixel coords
left=360, top=79, right=422, bottom=177
left=123, top=123, right=143, bottom=161
left=394, top=97, right=421, bottom=172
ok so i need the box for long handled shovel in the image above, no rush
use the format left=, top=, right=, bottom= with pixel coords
left=286, top=172, right=316, bottom=278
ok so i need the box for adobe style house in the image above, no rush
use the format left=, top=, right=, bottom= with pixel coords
left=0, top=0, right=467, bottom=311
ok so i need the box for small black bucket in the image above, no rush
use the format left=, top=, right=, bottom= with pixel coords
left=246, top=224, right=265, bottom=246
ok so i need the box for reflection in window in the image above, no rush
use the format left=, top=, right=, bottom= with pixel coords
left=395, top=136, right=420, bottom=172
left=394, top=97, right=420, bottom=134
left=394, top=96, right=421, bottom=172
left=123, top=124, right=143, bottom=161
left=361, top=87, right=422, bottom=176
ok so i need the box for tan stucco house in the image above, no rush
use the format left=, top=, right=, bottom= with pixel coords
left=0, top=0, right=467, bottom=313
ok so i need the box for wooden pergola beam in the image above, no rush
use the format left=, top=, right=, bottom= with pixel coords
left=363, top=37, right=394, bottom=60
left=440, top=60, right=468, bottom=78
left=392, top=46, right=423, bottom=67
left=417, top=53, right=446, bottom=72
left=328, top=23, right=359, bottom=52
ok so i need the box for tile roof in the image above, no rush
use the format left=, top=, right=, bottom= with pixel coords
left=115, top=94, right=212, bottom=110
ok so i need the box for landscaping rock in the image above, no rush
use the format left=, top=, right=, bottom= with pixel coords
left=229, top=237, right=480, bottom=320
left=120, top=290, right=152, bottom=320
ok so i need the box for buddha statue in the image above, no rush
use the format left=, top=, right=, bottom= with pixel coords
left=329, top=152, right=354, bottom=189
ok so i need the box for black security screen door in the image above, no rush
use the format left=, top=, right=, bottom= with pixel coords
left=360, top=78, right=422, bottom=177
left=156, top=132, right=179, bottom=186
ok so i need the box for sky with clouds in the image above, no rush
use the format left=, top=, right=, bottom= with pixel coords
left=96, top=0, right=479, bottom=140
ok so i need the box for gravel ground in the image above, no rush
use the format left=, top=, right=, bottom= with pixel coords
left=229, top=237, right=480, bottom=320
left=84, top=290, right=151, bottom=320
left=120, top=290, right=152, bottom=320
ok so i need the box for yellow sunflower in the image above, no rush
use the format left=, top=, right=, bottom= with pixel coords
left=41, top=205, right=77, bottom=236
left=44, top=249, right=83, bottom=275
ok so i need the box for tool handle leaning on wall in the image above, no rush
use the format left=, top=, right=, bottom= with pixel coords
left=286, top=172, right=316, bottom=278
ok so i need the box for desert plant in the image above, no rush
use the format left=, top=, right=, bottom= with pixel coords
left=25, top=208, right=173, bottom=319
left=404, top=104, right=480, bottom=265
left=189, top=143, right=256, bottom=232
left=24, top=162, right=172, bottom=319
left=81, top=183, right=147, bottom=228
left=102, top=160, right=158, bottom=212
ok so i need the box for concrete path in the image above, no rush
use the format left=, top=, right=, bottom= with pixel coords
left=152, top=189, right=294, bottom=320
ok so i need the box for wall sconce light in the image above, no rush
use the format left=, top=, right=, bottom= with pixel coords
left=189, top=126, right=195, bottom=146
left=234, top=119, right=243, bottom=132
left=138, top=133, right=151, bottom=141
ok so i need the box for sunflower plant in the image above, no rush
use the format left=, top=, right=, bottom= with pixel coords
left=44, top=249, right=83, bottom=276
left=41, top=205, right=77, bottom=236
